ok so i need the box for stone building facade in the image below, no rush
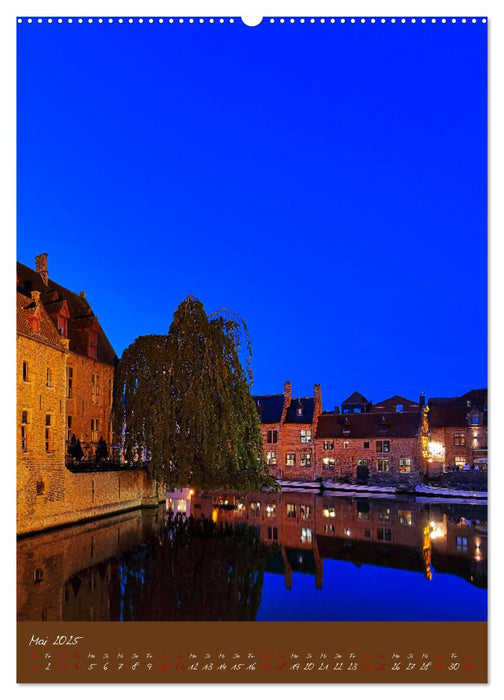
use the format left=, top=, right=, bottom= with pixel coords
left=17, top=254, right=161, bottom=536
left=253, top=381, right=322, bottom=480
left=428, top=389, right=488, bottom=471
left=314, top=393, right=429, bottom=487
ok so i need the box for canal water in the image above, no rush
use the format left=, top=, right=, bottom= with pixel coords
left=17, top=490, right=487, bottom=622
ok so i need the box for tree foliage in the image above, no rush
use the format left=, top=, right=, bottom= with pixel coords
left=113, top=296, right=267, bottom=489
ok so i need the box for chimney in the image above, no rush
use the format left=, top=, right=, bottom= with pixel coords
left=284, top=380, right=292, bottom=403
left=419, top=393, right=425, bottom=407
left=35, top=253, right=49, bottom=286
left=314, top=383, right=322, bottom=419
left=80, top=291, right=86, bottom=299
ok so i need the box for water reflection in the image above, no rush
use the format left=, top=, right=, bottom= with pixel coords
left=17, top=490, right=487, bottom=622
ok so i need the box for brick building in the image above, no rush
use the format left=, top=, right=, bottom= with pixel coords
left=17, top=254, right=117, bottom=461
left=428, top=389, right=488, bottom=471
left=315, top=393, right=429, bottom=486
left=253, top=381, right=322, bottom=480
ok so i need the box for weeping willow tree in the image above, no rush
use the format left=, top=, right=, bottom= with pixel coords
left=113, top=296, right=268, bottom=490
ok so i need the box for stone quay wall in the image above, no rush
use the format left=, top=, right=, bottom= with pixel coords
left=17, top=467, right=162, bottom=536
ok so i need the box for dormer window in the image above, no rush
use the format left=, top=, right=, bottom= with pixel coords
left=396, top=404, right=403, bottom=412
left=296, top=403, right=303, bottom=417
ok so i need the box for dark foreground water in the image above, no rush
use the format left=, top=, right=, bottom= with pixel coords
left=17, top=489, right=487, bottom=622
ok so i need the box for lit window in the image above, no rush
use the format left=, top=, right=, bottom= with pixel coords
left=376, top=440, right=390, bottom=453
left=343, top=441, right=349, bottom=450
left=453, top=433, right=466, bottom=446
left=398, top=458, right=411, bottom=472
left=301, top=528, right=312, bottom=543
left=286, top=503, right=296, bottom=518
left=322, top=458, right=335, bottom=470
left=357, top=459, right=368, bottom=467
left=266, top=450, right=277, bottom=465
left=378, top=508, right=391, bottom=522
left=456, top=537, right=468, bottom=551
left=286, top=453, right=296, bottom=467
left=250, top=502, right=260, bottom=517
left=300, top=504, right=312, bottom=520
left=300, top=453, right=311, bottom=467
left=323, top=441, right=334, bottom=450
left=300, top=429, right=311, bottom=444
left=266, top=504, right=277, bottom=518
left=398, top=510, right=412, bottom=525
left=377, top=459, right=389, bottom=472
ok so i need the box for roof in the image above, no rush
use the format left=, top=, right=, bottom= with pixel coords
left=17, top=292, right=67, bottom=352
left=341, top=391, right=370, bottom=406
left=371, top=395, right=419, bottom=412
left=315, top=411, right=423, bottom=439
left=429, top=389, right=487, bottom=428
left=17, top=261, right=117, bottom=366
left=285, top=397, right=316, bottom=423
left=252, top=395, right=285, bottom=424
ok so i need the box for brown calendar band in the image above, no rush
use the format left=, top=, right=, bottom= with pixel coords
left=17, top=621, right=487, bottom=683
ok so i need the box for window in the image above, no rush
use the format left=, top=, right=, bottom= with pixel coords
left=36, top=480, right=45, bottom=496
left=324, top=524, right=335, bottom=534
left=471, top=416, right=479, bottom=425
left=396, top=404, right=403, bottom=412
left=91, top=419, right=99, bottom=442
left=286, top=453, right=296, bottom=467
left=377, top=528, right=392, bottom=541
left=300, top=453, right=312, bottom=467
left=376, top=440, right=390, bottom=453
left=300, top=504, right=312, bottom=520
left=323, top=441, right=334, bottom=450
left=45, top=415, right=51, bottom=452
left=363, top=441, right=370, bottom=449
left=267, top=526, right=278, bottom=540
left=364, top=529, right=371, bottom=538
left=398, top=458, right=411, bottom=473
left=46, top=368, right=52, bottom=387
left=343, top=441, right=349, bottom=450
left=67, top=415, right=72, bottom=442
left=301, top=528, right=312, bottom=543
left=267, top=430, right=278, bottom=444
left=266, top=504, right=277, bottom=518
left=266, top=450, right=277, bottom=465
left=67, top=366, right=73, bottom=398
left=456, top=537, right=468, bottom=551
left=296, top=405, right=303, bottom=417
left=398, top=510, right=412, bottom=525
left=21, top=411, right=28, bottom=452
left=286, top=503, right=296, bottom=518
left=22, top=361, right=28, bottom=382
left=322, top=458, right=335, bottom=470
left=236, top=501, right=246, bottom=516
left=454, top=456, right=466, bottom=467
left=357, top=510, right=370, bottom=521
left=34, top=568, right=44, bottom=583
left=300, top=429, right=311, bottom=444
left=454, top=433, right=466, bottom=446
left=357, top=459, right=369, bottom=467
left=322, top=506, right=335, bottom=518
left=108, top=378, right=112, bottom=405
left=250, top=502, right=260, bottom=517
left=378, top=508, right=391, bottom=522
left=377, top=459, right=389, bottom=472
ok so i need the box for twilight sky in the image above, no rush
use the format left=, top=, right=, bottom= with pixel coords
left=16, top=16, right=487, bottom=411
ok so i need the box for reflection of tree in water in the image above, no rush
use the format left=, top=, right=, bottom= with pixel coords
left=109, top=513, right=276, bottom=621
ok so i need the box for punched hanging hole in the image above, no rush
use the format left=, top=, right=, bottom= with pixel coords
left=241, top=17, right=263, bottom=26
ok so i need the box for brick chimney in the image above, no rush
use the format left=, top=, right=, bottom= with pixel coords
left=284, top=380, right=292, bottom=403
left=419, top=393, right=425, bottom=408
left=35, top=253, right=49, bottom=286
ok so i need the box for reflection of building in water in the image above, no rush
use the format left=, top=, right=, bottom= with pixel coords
left=192, top=491, right=487, bottom=590
left=166, top=487, right=194, bottom=516
left=17, top=493, right=487, bottom=622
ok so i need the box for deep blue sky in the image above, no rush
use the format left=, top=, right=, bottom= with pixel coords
left=16, top=17, right=488, bottom=411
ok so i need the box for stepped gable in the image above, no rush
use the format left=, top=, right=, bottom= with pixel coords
left=284, top=397, right=316, bottom=423
left=17, top=260, right=117, bottom=366
left=17, top=292, right=66, bottom=351
left=315, top=411, right=422, bottom=439
left=252, top=394, right=285, bottom=424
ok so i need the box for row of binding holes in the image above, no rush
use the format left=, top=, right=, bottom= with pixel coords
left=17, top=17, right=487, bottom=24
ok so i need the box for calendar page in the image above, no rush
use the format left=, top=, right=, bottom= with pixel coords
left=15, top=2, right=488, bottom=685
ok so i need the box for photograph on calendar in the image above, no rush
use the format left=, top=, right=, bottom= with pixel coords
left=16, top=12, right=487, bottom=683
